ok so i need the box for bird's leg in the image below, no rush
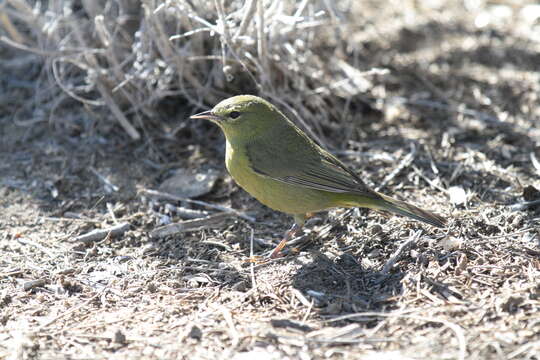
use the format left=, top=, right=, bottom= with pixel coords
left=245, top=214, right=308, bottom=263
left=267, top=223, right=300, bottom=259
left=267, top=214, right=307, bottom=259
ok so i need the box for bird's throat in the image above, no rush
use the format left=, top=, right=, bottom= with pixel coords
left=225, top=139, right=235, bottom=170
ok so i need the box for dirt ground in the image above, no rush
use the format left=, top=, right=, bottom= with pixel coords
left=1, top=2, right=540, bottom=360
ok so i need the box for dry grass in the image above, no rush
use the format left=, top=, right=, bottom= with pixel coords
left=1, top=0, right=372, bottom=145
left=1, top=0, right=540, bottom=359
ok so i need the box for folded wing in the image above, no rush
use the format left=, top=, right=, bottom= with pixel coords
left=245, top=125, right=380, bottom=200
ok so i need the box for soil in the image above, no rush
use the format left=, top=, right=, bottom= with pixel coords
left=1, top=2, right=539, bottom=359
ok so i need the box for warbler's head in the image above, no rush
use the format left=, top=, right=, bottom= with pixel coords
left=190, top=95, right=286, bottom=141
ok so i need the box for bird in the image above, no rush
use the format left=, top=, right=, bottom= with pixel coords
left=191, top=95, right=446, bottom=259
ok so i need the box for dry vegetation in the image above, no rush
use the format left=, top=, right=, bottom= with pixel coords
left=1, top=0, right=540, bottom=359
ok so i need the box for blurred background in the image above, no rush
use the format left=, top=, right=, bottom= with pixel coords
left=2, top=0, right=538, bottom=149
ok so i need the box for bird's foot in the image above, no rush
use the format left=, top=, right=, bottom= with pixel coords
left=243, top=221, right=305, bottom=263
left=244, top=239, right=288, bottom=263
left=243, top=255, right=269, bottom=264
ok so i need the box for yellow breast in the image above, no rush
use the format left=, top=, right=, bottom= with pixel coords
left=224, top=140, right=336, bottom=215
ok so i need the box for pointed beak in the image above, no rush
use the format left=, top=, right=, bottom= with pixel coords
left=190, top=110, right=221, bottom=122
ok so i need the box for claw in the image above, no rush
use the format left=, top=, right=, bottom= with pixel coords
left=245, top=215, right=308, bottom=262
left=244, top=255, right=270, bottom=264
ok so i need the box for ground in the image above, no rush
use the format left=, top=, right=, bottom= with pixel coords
left=1, top=1, right=540, bottom=360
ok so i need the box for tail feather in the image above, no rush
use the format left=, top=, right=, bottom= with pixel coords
left=377, top=194, right=446, bottom=228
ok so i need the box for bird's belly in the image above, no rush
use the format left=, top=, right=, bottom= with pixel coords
left=226, top=147, right=333, bottom=215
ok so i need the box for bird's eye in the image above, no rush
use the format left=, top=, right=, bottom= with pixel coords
left=229, top=111, right=241, bottom=119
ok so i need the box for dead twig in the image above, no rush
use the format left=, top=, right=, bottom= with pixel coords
left=375, top=142, right=417, bottom=192
left=248, top=227, right=258, bottom=291
left=141, top=188, right=255, bottom=222
left=89, top=167, right=120, bottom=193
left=382, top=230, right=421, bottom=274
left=0, top=269, right=24, bottom=278
left=234, top=0, right=257, bottom=40
left=72, top=222, right=130, bottom=244
left=412, top=166, right=448, bottom=194
left=23, top=278, right=47, bottom=291
left=149, top=213, right=232, bottom=239
left=96, top=81, right=141, bottom=140
left=37, top=289, right=106, bottom=331
left=509, top=199, right=540, bottom=212
left=324, top=312, right=467, bottom=360
left=16, top=237, right=57, bottom=259
left=169, top=206, right=210, bottom=219
left=0, top=10, right=27, bottom=44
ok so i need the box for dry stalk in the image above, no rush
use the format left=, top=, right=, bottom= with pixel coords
left=0, top=0, right=377, bottom=142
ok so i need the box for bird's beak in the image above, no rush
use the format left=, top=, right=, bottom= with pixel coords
left=190, top=110, right=221, bottom=122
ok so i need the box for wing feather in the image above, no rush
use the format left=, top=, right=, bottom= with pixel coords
left=245, top=124, right=380, bottom=200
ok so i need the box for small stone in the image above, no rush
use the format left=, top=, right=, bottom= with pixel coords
left=523, top=185, right=540, bottom=201
left=114, top=329, right=127, bottom=344
left=147, top=282, right=158, bottom=293
left=440, top=236, right=464, bottom=251
left=371, top=224, right=383, bottom=235
left=448, top=186, right=467, bottom=205
left=500, top=295, right=524, bottom=313
left=187, top=325, right=202, bottom=340
left=159, top=168, right=219, bottom=198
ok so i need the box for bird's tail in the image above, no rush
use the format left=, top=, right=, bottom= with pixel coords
left=375, top=194, right=446, bottom=228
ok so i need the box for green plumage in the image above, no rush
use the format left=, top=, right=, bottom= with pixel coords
left=191, top=95, right=446, bottom=253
